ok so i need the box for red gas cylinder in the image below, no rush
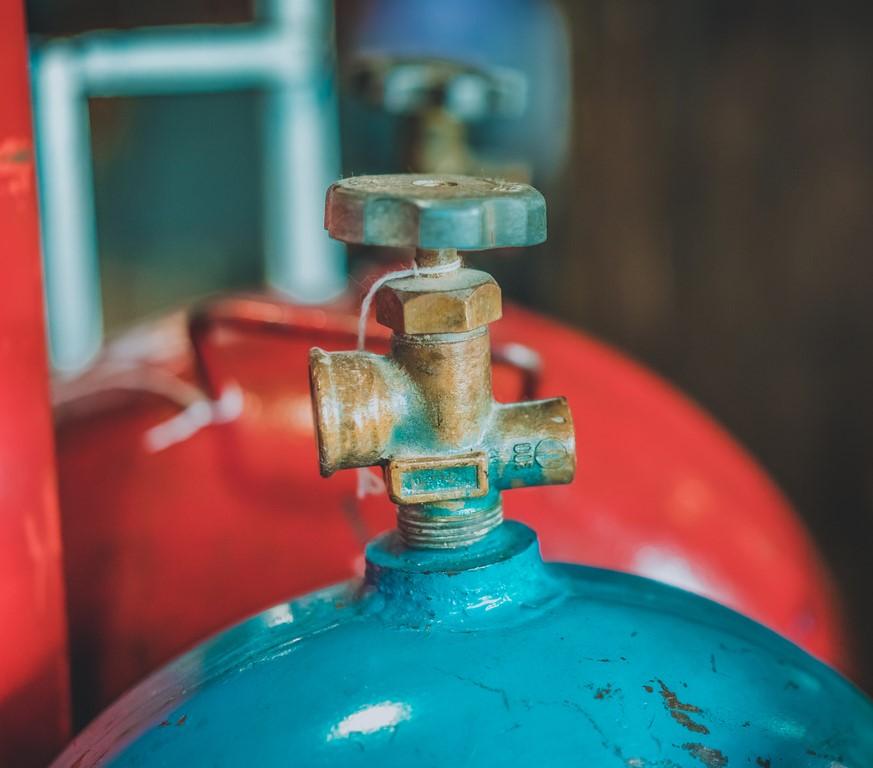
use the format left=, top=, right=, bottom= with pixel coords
left=54, top=287, right=847, bottom=725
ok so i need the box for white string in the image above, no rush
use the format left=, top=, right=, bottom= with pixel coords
left=355, top=256, right=462, bottom=498
left=356, top=257, right=462, bottom=351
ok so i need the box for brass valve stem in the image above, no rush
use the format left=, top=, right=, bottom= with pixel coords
left=415, top=247, right=459, bottom=268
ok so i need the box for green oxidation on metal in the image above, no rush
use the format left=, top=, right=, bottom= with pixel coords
left=53, top=522, right=873, bottom=767
left=386, top=408, right=445, bottom=466
left=326, top=175, right=547, bottom=250
left=489, top=440, right=553, bottom=491
left=315, top=174, right=568, bottom=547
left=417, top=488, right=500, bottom=519
left=400, top=464, right=480, bottom=497
left=362, top=192, right=546, bottom=250
left=386, top=406, right=567, bottom=498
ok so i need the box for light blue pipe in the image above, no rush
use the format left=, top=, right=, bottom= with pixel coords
left=31, top=0, right=345, bottom=372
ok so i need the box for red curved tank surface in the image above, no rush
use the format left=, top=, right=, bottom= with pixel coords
left=54, top=293, right=847, bottom=724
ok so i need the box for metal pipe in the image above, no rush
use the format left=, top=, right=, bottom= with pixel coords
left=32, top=44, right=102, bottom=372
left=31, top=0, right=345, bottom=372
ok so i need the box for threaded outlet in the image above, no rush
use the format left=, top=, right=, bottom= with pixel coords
left=397, top=503, right=503, bottom=549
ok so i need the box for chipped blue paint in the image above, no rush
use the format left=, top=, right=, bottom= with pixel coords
left=53, top=522, right=873, bottom=767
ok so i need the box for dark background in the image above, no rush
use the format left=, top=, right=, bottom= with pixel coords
left=27, top=0, right=873, bottom=687
left=546, top=0, right=873, bottom=690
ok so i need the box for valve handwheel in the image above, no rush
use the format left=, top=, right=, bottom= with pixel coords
left=325, top=174, right=545, bottom=251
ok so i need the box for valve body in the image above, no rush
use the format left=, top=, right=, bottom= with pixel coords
left=309, top=174, right=573, bottom=547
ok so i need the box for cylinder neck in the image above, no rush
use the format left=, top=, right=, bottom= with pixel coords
left=365, top=520, right=554, bottom=616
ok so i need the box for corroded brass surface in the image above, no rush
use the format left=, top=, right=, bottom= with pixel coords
left=308, top=349, right=406, bottom=476
left=311, top=174, right=573, bottom=548
left=386, top=452, right=489, bottom=505
left=375, top=268, right=502, bottom=335
left=490, top=399, right=576, bottom=489
left=391, top=330, right=493, bottom=446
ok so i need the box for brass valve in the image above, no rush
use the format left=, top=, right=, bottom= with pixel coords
left=309, top=174, right=574, bottom=548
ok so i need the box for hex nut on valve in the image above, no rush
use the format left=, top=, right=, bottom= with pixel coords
left=375, top=269, right=502, bottom=335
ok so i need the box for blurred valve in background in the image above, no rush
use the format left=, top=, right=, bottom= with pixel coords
left=31, top=0, right=345, bottom=373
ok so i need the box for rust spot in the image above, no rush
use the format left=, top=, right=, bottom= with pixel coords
left=657, top=680, right=702, bottom=713
left=176, top=715, right=187, bottom=726
left=643, top=684, right=654, bottom=693
left=656, top=679, right=709, bottom=734
left=682, top=742, right=728, bottom=767
left=672, top=711, right=709, bottom=734
left=594, top=683, right=615, bottom=700
left=159, top=720, right=171, bottom=727
left=756, top=758, right=771, bottom=767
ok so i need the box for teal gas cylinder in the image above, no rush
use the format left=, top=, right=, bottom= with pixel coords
left=53, top=176, right=873, bottom=767
left=54, top=524, right=873, bottom=767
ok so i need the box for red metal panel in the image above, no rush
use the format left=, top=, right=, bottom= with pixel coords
left=0, top=2, right=71, bottom=764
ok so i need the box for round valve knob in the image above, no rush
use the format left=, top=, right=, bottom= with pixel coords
left=350, top=56, right=526, bottom=122
left=324, top=174, right=546, bottom=251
